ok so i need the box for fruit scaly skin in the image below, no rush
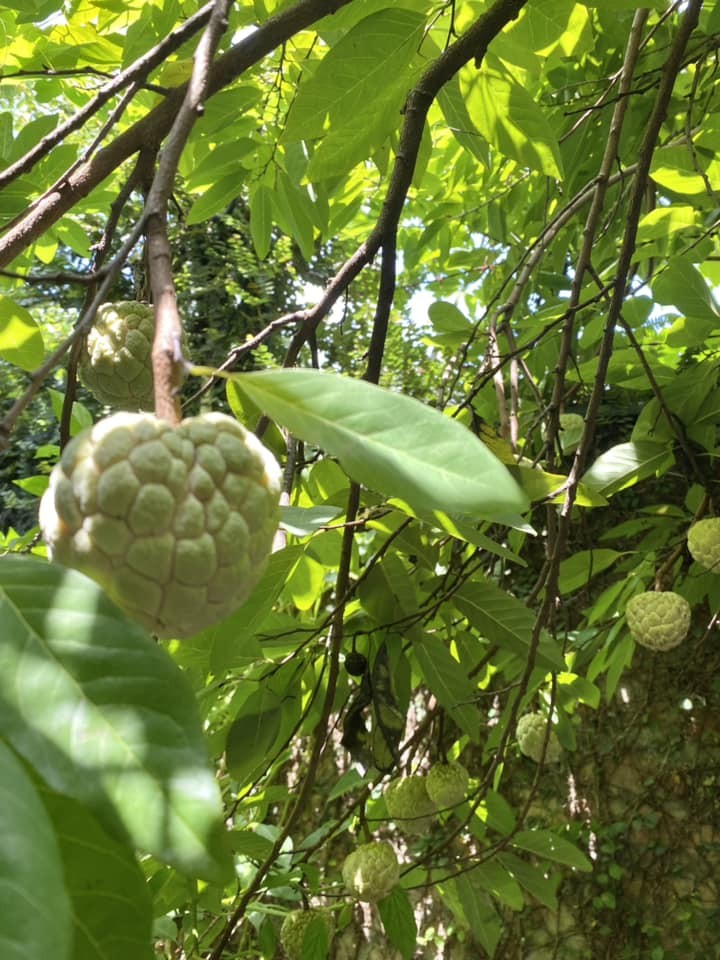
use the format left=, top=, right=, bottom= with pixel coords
left=425, top=762, right=469, bottom=809
left=39, top=411, right=281, bottom=639
left=384, top=776, right=436, bottom=832
left=79, top=302, right=157, bottom=409
left=687, top=518, right=720, bottom=572
left=625, top=591, right=691, bottom=651
left=342, top=841, right=399, bottom=902
left=280, top=908, right=334, bottom=960
left=516, top=713, right=562, bottom=763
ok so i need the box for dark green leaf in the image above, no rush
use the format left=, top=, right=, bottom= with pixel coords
left=41, top=791, right=153, bottom=960
left=0, top=556, right=230, bottom=881
left=225, top=688, right=283, bottom=783
left=412, top=637, right=483, bottom=741
left=378, top=887, right=416, bottom=960
left=0, top=741, right=73, bottom=960
left=511, top=830, right=592, bottom=871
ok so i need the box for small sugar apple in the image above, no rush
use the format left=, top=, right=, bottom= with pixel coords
left=39, top=411, right=281, bottom=638
left=344, top=650, right=368, bottom=677
left=342, top=841, right=399, bottom=902
left=280, top=908, right=334, bottom=960
left=384, top=776, right=437, bottom=832
left=425, top=762, right=469, bottom=809
left=516, top=713, right=562, bottom=764
left=625, top=591, right=690, bottom=651
left=687, top=518, right=720, bottom=572
left=79, top=301, right=156, bottom=409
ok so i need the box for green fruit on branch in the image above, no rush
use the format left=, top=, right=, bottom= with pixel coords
left=39, top=411, right=281, bottom=638
left=625, top=591, right=691, bottom=651
left=687, top=518, right=720, bottom=572
left=344, top=650, right=368, bottom=676
left=280, top=908, right=335, bottom=960
left=425, top=762, right=469, bottom=809
left=516, top=713, right=562, bottom=763
left=384, top=776, right=436, bottom=832
left=79, top=301, right=156, bottom=409
left=342, top=841, right=399, bottom=902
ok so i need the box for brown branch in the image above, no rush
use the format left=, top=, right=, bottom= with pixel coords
left=145, top=0, right=234, bottom=423
left=0, top=0, right=355, bottom=268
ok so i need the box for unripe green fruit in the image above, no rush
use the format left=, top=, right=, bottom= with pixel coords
left=516, top=713, right=562, bottom=763
left=342, top=841, right=399, bottom=901
left=625, top=591, right=691, bottom=651
left=344, top=651, right=368, bottom=676
left=687, top=518, right=720, bottom=572
left=425, top=762, right=469, bottom=809
left=79, top=302, right=156, bottom=409
left=280, top=908, right=334, bottom=960
left=39, top=411, right=281, bottom=638
left=384, top=776, right=436, bottom=832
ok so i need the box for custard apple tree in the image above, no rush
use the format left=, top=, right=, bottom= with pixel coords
left=2, top=2, right=720, bottom=959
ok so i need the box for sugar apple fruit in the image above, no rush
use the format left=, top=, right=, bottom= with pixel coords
left=79, top=301, right=156, bottom=409
left=687, top=518, right=720, bottom=572
left=516, top=713, right=562, bottom=763
left=39, top=411, right=281, bottom=638
left=280, top=908, right=334, bottom=960
left=425, top=762, right=469, bottom=809
left=625, top=590, right=691, bottom=651
left=384, top=776, right=437, bottom=832
left=342, top=841, right=399, bottom=902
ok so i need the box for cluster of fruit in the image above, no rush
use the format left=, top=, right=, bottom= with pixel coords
left=624, top=518, right=720, bottom=651
left=40, top=303, right=281, bottom=637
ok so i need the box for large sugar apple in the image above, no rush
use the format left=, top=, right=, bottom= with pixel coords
left=425, top=762, right=469, bottom=809
left=625, top=591, right=690, bottom=651
left=39, top=411, right=281, bottom=638
left=384, top=776, right=436, bottom=832
left=342, top=841, right=399, bottom=902
left=687, top=518, right=720, bottom=572
left=280, top=908, right=334, bottom=960
left=516, top=713, right=562, bottom=764
left=79, top=301, right=156, bottom=409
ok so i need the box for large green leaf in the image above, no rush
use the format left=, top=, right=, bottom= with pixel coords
left=652, top=258, right=720, bottom=321
left=283, top=9, right=425, bottom=142
left=511, top=829, right=592, bottom=872
left=231, top=369, right=529, bottom=519
left=0, top=556, right=231, bottom=882
left=0, top=741, right=72, bottom=960
left=378, top=887, right=416, bottom=960
left=41, top=791, right=153, bottom=960
left=225, top=688, right=283, bottom=785
left=463, top=56, right=563, bottom=179
left=558, top=549, right=623, bottom=595
left=412, top=636, right=483, bottom=741
left=454, top=580, right=564, bottom=672
left=582, top=441, right=674, bottom=496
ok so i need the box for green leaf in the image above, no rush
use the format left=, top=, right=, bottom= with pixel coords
left=496, top=852, right=559, bottom=911
left=41, top=791, right=153, bottom=960
left=225, top=688, right=283, bottom=784
left=0, top=741, right=73, bottom=960
left=455, top=580, right=564, bottom=672
left=0, top=556, right=231, bottom=882
left=412, top=637, right=483, bottom=741
left=250, top=183, right=273, bottom=259
left=582, top=441, right=674, bottom=496
left=283, top=9, right=425, bottom=142
left=378, top=887, right=416, bottom=960
left=202, top=545, right=305, bottom=674
left=652, top=259, right=720, bottom=320
left=186, top=172, right=243, bottom=225
left=511, top=829, right=592, bottom=872
left=464, top=57, right=563, bottom=179
left=280, top=505, right=343, bottom=535
left=470, top=860, right=524, bottom=911
left=558, top=549, right=623, bottom=594
left=452, top=876, right=503, bottom=956
left=230, top=369, right=529, bottom=519
left=0, top=295, right=44, bottom=370
left=437, top=76, right=489, bottom=165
